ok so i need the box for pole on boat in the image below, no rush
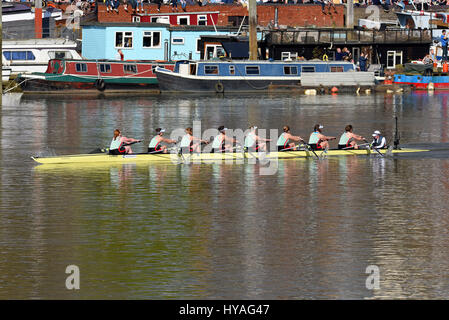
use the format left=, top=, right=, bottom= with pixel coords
left=35, top=0, right=43, bottom=39
left=1, top=0, right=3, bottom=106
left=346, top=0, right=354, bottom=29
left=248, top=0, right=258, bottom=60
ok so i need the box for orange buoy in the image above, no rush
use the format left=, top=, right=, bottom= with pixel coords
left=331, top=87, right=339, bottom=93
left=443, top=62, right=448, bottom=73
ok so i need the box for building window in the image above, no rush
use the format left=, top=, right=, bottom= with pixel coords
left=177, top=16, right=190, bottom=25
left=124, top=64, right=137, bottom=74
left=198, top=15, right=207, bottom=26
left=229, top=65, right=235, bottom=75
left=246, top=66, right=260, bottom=75
left=281, top=52, right=297, bottom=61
left=115, top=31, right=133, bottom=48
left=132, top=16, right=141, bottom=23
left=284, top=66, right=298, bottom=75
left=143, top=31, right=161, bottom=48
left=75, top=63, right=87, bottom=72
left=172, top=37, right=185, bottom=45
left=228, top=16, right=248, bottom=27
left=301, top=66, right=315, bottom=73
left=3, top=51, right=36, bottom=61
left=204, top=65, right=219, bottom=75
left=387, top=50, right=403, bottom=69
left=330, top=66, right=344, bottom=72
left=196, top=38, right=202, bottom=53
left=99, top=64, right=111, bottom=73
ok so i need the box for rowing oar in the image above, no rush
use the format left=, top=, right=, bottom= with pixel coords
left=300, top=139, right=319, bottom=159
left=363, top=139, right=384, bottom=157
left=88, top=140, right=142, bottom=154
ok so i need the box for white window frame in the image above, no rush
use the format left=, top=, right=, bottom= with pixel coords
left=151, top=16, right=169, bottom=24
left=196, top=38, right=201, bottom=54
left=197, top=15, right=207, bottom=26
left=76, top=63, right=87, bottom=73
left=142, top=31, right=162, bottom=49
left=132, top=16, right=141, bottom=23
left=115, top=31, right=134, bottom=49
left=171, top=37, right=185, bottom=45
left=245, top=65, right=260, bottom=75
left=387, top=50, right=403, bottom=69
left=99, top=64, right=111, bottom=73
left=204, top=65, right=219, bottom=75
left=301, top=66, right=316, bottom=73
left=281, top=52, right=297, bottom=61
left=177, top=15, right=190, bottom=25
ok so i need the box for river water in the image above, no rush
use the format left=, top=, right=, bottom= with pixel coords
left=1, top=92, right=449, bottom=299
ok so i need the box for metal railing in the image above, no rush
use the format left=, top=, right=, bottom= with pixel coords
left=264, top=29, right=433, bottom=45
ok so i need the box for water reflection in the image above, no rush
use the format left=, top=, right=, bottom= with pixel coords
left=2, top=94, right=449, bottom=299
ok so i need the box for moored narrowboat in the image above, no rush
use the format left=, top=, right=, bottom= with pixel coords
left=16, top=59, right=175, bottom=93
left=154, top=60, right=361, bottom=93
left=393, top=74, right=449, bottom=90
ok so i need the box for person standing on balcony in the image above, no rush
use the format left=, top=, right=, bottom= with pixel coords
left=441, top=30, right=448, bottom=62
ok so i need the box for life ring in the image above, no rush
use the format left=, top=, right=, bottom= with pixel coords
left=215, top=82, right=224, bottom=93
left=322, top=54, right=329, bottom=62
left=95, top=79, right=106, bottom=91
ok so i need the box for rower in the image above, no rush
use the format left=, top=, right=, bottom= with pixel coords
left=244, top=125, right=271, bottom=152
left=211, top=126, right=238, bottom=153
left=371, top=130, right=387, bottom=149
left=308, top=124, right=335, bottom=150
left=180, top=127, right=209, bottom=153
left=338, top=125, right=366, bottom=149
left=109, top=129, right=141, bottom=155
left=277, top=126, right=303, bottom=151
left=148, top=128, right=177, bottom=154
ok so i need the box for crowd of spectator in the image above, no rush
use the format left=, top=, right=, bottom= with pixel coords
left=38, top=0, right=449, bottom=6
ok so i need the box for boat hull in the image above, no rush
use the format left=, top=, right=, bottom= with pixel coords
left=17, top=76, right=159, bottom=92
left=394, top=74, right=449, bottom=89
left=32, top=148, right=429, bottom=165
left=156, top=68, right=300, bottom=93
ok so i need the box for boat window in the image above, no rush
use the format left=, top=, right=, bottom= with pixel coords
left=115, top=31, right=133, bottom=48
left=284, top=66, right=298, bottom=75
left=143, top=31, right=161, bottom=48
left=124, top=64, right=138, bottom=74
left=301, top=66, right=315, bottom=73
left=204, top=65, right=219, bottom=75
left=229, top=65, right=235, bottom=75
left=331, top=66, right=344, bottom=72
left=49, top=51, right=73, bottom=59
left=99, top=64, right=111, bottom=73
left=75, top=63, right=87, bottom=72
left=246, top=66, right=260, bottom=75
left=3, top=51, right=35, bottom=61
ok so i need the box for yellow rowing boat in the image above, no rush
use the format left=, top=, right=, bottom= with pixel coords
left=31, top=148, right=429, bottom=165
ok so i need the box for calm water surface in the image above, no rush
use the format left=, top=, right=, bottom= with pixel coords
left=1, top=92, right=449, bottom=299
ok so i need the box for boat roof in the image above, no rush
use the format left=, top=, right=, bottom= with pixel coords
left=179, top=60, right=355, bottom=64
left=2, top=3, right=31, bottom=14
left=2, top=38, right=78, bottom=49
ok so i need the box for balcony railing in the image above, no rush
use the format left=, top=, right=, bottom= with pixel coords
left=264, top=29, right=433, bottom=45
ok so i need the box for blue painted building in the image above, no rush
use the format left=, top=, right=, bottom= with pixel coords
left=81, top=22, right=246, bottom=61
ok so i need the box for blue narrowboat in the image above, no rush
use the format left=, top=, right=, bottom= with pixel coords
left=154, top=60, right=357, bottom=93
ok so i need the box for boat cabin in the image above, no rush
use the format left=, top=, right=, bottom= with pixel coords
left=173, top=60, right=356, bottom=77
left=2, top=38, right=82, bottom=74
